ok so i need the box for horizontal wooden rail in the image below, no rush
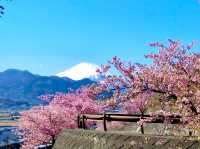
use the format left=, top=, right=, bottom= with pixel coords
left=83, top=113, right=182, bottom=118
left=78, top=113, right=187, bottom=135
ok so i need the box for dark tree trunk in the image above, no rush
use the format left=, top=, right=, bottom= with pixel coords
left=52, top=136, right=56, bottom=147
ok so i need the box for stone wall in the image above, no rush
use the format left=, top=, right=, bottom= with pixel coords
left=53, top=129, right=200, bottom=149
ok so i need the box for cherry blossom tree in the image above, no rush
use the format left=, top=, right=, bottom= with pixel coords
left=44, top=87, right=104, bottom=115
left=96, top=39, right=200, bottom=131
left=121, top=91, right=152, bottom=115
left=18, top=87, right=104, bottom=149
left=18, top=104, right=76, bottom=149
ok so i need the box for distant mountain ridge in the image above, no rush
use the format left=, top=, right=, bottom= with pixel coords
left=0, top=69, right=95, bottom=110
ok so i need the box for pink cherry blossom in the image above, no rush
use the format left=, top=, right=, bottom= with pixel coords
left=18, top=87, right=104, bottom=148
left=95, top=39, right=200, bottom=131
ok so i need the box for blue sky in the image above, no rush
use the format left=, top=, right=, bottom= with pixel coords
left=0, top=0, right=200, bottom=75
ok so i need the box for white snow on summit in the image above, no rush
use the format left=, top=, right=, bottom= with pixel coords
left=56, top=62, right=101, bottom=81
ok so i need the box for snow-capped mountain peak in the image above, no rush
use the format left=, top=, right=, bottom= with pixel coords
left=56, top=62, right=101, bottom=81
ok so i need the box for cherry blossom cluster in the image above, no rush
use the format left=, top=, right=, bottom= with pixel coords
left=17, top=87, right=104, bottom=148
left=95, top=39, right=200, bottom=132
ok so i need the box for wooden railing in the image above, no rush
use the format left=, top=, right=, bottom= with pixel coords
left=77, top=113, right=184, bottom=134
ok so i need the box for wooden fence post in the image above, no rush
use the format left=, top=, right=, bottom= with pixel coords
left=103, top=113, right=107, bottom=131
left=141, top=114, right=144, bottom=134
left=82, top=115, right=86, bottom=129
left=80, top=115, right=83, bottom=129
left=141, top=124, right=144, bottom=134
left=189, top=129, right=192, bottom=136
left=77, top=114, right=80, bottom=128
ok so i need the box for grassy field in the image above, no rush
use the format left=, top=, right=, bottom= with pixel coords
left=0, top=112, right=18, bottom=126
left=0, top=121, right=17, bottom=126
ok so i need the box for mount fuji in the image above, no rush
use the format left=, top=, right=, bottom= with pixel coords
left=56, top=62, right=101, bottom=81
